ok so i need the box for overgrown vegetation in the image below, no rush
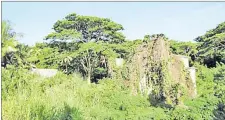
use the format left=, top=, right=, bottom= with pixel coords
left=1, top=13, right=225, bottom=119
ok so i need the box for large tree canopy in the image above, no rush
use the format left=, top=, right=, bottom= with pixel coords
left=195, top=22, right=225, bottom=67
left=45, top=13, right=125, bottom=43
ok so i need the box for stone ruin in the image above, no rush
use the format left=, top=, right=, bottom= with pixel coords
left=117, top=37, right=197, bottom=106
left=174, top=55, right=197, bottom=97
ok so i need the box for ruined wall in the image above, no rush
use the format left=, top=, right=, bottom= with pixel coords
left=122, top=37, right=197, bottom=106
left=173, top=55, right=197, bottom=98
left=187, top=67, right=197, bottom=97
left=175, top=55, right=189, bottom=68
left=123, top=42, right=151, bottom=95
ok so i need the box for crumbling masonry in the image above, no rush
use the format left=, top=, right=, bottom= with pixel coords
left=118, top=37, right=197, bottom=106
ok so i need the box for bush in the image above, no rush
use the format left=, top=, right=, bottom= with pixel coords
left=2, top=63, right=225, bottom=119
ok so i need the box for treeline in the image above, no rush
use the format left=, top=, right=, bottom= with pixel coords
left=1, top=13, right=225, bottom=119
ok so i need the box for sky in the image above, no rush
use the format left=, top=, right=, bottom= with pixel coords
left=2, top=2, right=225, bottom=45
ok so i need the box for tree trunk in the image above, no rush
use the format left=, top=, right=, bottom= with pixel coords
left=87, top=72, right=91, bottom=84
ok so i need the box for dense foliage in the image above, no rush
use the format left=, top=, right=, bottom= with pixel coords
left=2, top=14, right=225, bottom=120
left=45, top=13, right=125, bottom=43
left=195, top=22, right=225, bottom=67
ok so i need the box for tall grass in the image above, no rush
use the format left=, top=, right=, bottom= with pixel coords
left=2, top=67, right=168, bottom=120
left=2, top=64, right=225, bottom=119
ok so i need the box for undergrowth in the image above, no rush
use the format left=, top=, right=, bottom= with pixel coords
left=2, top=63, right=225, bottom=120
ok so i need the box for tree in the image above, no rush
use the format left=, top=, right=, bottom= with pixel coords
left=45, top=13, right=125, bottom=43
left=1, top=20, right=20, bottom=67
left=143, top=35, right=150, bottom=42
left=26, top=43, right=60, bottom=69
left=169, top=40, right=198, bottom=62
left=194, top=22, right=225, bottom=67
left=2, top=21, right=18, bottom=55
left=15, top=44, right=32, bottom=68
left=71, top=42, right=105, bottom=84
left=66, top=41, right=119, bottom=84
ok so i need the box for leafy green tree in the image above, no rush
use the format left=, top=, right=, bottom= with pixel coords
left=169, top=40, right=197, bottom=55
left=72, top=42, right=104, bottom=83
left=15, top=44, right=33, bottom=68
left=106, top=40, right=141, bottom=59
left=195, top=22, right=225, bottom=67
left=47, top=40, right=79, bottom=53
left=169, top=40, right=198, bottom=64
left=45, top=13, right=125, bottom=43
left=143, top=35, right=150, bottom=42
left=213, top=63, right=225, bottom=119
left=1, top=20, right=23, bottom=68
left=26, top=42, right=60, bottom=69
left=63, top=41, right=121, bottom=83
left=1, top=21, right=18, bottom=56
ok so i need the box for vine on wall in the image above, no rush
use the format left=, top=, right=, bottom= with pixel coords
left=115, top=36, right=195, bottom=107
